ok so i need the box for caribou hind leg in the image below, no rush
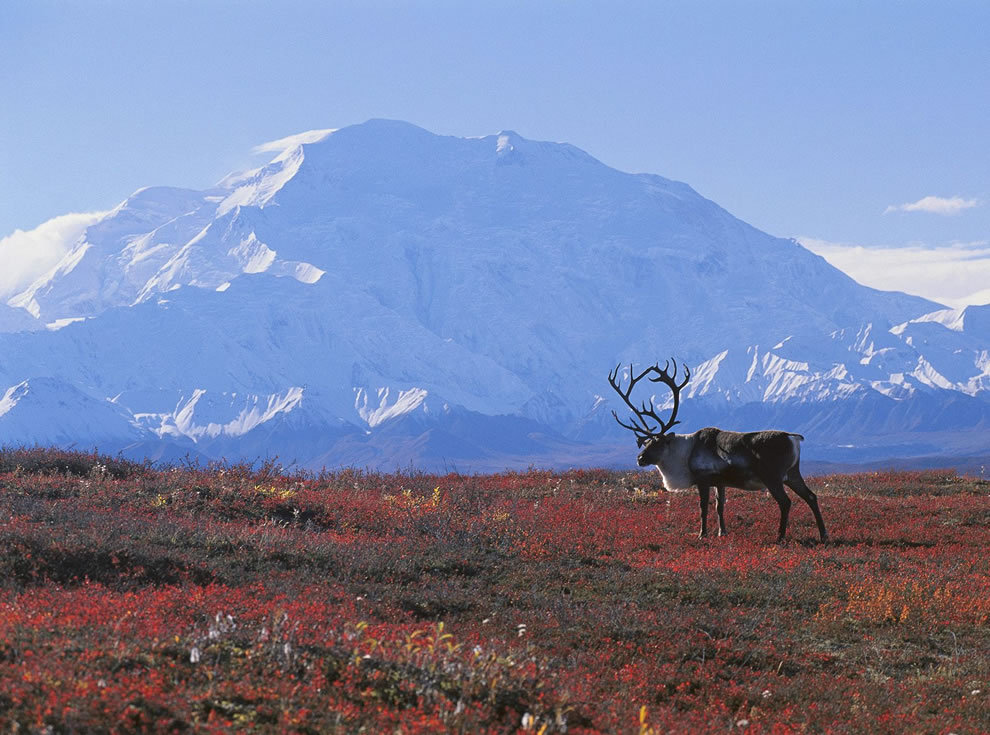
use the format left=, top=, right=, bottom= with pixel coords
left=761, top=479, right=792, bottom=543
left=784, top=468, right=829, bottom=544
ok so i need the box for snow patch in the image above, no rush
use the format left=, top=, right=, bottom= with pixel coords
left=148, top=387, right=306, bottom=441
left=287, top=261, right=325, bottom=284
left=228, top=233, right=276, bottom=274
left=692, top=350, right=729, bottom=392
left=912, top=356, right=954, bottom=390
left=912, top=307, right=966, bottom=332
left=0, top=381, right=30, bottom=417
left=217, top=146, right=305, bottom=215
left=355, top=387, right=429, bottom=428
left=222, top=387, right=305, bottom=437
left=270, top=260, right=326, bottom=284
left=45, top=317, right=87, bottom=331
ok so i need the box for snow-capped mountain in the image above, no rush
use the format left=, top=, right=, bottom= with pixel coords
left=2, top=120, right=988, bottom=470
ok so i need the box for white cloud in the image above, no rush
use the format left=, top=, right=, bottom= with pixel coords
left=883, top=195, right=979, bottom=216
left=0, top=212, right=106, bottom=300
left=251, top=129, right=337, bottom=156
left=798, top=237, right=990, bottom=309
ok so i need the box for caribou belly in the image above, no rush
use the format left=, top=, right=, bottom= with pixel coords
left=736, top=477, right=770, bottom=492
left=691, top=453, right=769, bottom=492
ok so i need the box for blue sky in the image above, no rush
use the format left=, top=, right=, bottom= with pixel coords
left=2, top=1, right=988, bottom=305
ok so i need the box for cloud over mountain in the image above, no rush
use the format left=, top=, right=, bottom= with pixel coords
left=0, top=211, right=107, bottom=299
left=799, top=237, right=990, bottom=308
left=883, top=195, right=979, bottom=216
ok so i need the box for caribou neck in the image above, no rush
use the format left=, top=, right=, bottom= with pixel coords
left=649, top=433, right=695, bottom=491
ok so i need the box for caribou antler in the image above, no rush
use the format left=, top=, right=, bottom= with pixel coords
left=645, top=358, right=690, bottom=434
left=608, top=358, right=691, bottom=441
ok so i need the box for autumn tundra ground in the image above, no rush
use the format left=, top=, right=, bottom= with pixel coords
left=0, top=448, right=987, bottom=734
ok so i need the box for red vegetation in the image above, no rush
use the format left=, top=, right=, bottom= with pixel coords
left=0, top=447, right=987, bottom=733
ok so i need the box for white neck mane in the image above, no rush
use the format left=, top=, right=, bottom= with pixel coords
left=654, top=434, right=694, bottom=491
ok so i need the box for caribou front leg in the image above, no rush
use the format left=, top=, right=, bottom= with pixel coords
left=698, top=485, right=711, bottom=538
left=715, top=486, right=727, bottom=536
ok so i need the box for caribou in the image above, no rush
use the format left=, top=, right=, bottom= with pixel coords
left=609, top=359, right=829, bottom=544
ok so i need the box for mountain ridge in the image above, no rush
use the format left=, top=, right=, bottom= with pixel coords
left=2, top=119, right=986, bottom=471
